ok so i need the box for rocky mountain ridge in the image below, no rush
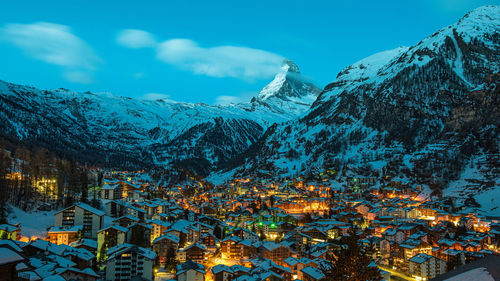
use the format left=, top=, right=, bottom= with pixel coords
left=226, top=5, right=500, bottom=215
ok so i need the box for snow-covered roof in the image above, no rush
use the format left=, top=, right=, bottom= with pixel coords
left=409, top=253, right=433, bottom=264
left=0, top=248, right=24, bottom=265
left=152, top=233, right=180, bottom=244
left=106, top=243, right=156, bottom=260
left=301, top=266, right=325, bottom=280
left=48, top=225, right=83, bottom=233
left=98, top=224, right=129, bottom=233
left=176, top=260, right=205, bottom=275
left=0, top=240, right=24, bottom=253
left=57, top=202, right=105, bottom=216
left=69, top=238, right=97, bottom=249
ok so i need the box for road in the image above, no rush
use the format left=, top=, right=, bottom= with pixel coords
left=378, top=265, right=417, bottom=281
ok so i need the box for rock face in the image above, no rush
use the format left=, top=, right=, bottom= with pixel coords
left=0, top=58, right=319, bottom=176
left=230, top=6, right=500, bottom=214
left=243, top=59, right=321, bottom=118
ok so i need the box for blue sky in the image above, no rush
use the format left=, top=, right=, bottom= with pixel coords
left=0, top=0, right=497, bottom=104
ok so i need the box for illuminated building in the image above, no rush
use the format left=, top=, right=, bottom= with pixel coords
left=54, top=203, right=105, bottom=239
left=105, top=244, right=156, bottom=281
left=47, top=225, right=82, bottom=245
left=409, top=253, right=445, bottom=280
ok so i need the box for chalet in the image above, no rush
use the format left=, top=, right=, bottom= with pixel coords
left=212, top=264, right=233, bottom=281
left=284, top=257, right=317, bottom=280
left=221, top=236, right=242, bottom=260
left=176, top=260, right=205, bottom=281
left=0, top=224, right=21, bottom=240
left=178, top=243, right=206, bottom=263
left=127, top=223, right=152, bottom=248
left=399, top=239, right=432, bottom=262
left=47, top=225, right=83, bottom=245
left=57, top=267, right=100, bottom=281
left=152, top=233, right=180, bottom=263
left=438, top=239, right=464, bottom=251
left=70, top=239, right=98, bottom=254
left=301, top=266, right=325, bottom=281
left=201, top=233, right=217, bottom=247
left=382, top=228, right=406, bottom=243
left=238, top=239, right=257, bottom=260
left=0, top=246, right=24, bottom=281
left=259, top=242, right=295, bottom=267
left=112, top=215, right=139, bottom=227
left=354, top=203, right=371, bottom=216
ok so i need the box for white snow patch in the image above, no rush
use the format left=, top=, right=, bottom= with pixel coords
left=442, top=267, right=494, bottom=281
left=7, top=205, right=56, bottom=239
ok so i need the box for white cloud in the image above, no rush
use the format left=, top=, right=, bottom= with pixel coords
left=140, top=92, right=172, bottom=101
left=1, top=22, right=100, bottom=69
left=0, top=22, right=100, bottom=83
left=157, top=39, right=283, bottom=79
left=116, top=29, right=157, bottom=49
left=215, top=91, right=256, bottom=105
left=133, top=72, right=145, bottom=79
left=117, top=29, right=284, bottom=80
left=63, top=71, right=94, bottom=84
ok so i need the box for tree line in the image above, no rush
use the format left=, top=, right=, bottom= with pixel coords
left=0, top=137, right=99, bottom=223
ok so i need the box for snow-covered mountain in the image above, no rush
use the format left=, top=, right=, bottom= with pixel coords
left=230, top=6, right=500, bottom=215
left=0, top=59, right=319, bottom=175
left=0, top=6, right=498, bottom=213
left=246, top=59, right=321, bottom=117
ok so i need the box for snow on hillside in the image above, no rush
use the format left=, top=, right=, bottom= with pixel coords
left=231, top=5, right=500, bottom=217
left=7, top=205, right=56, bottom=239
left=445, top=154, right=500, bottom=217
left=443, top=267, right=494, bottom=281
left=0, top=58, right=321, bottom=174
left=318, top=5, right=499, bottom=104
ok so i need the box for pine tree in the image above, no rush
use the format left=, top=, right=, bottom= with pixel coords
left=98, top=242, right=108, bottom=262
left=322, top=228, right=382, bottom=281
left=0, top=150, right=11, bottom=224
left=446, top=254, right=462, bottom=272
left=80, top=169, right=89, bottom=203
left=178, top=233, right=186, bottom=248
left=164, top=247, right=177, bottom=272
left=130, top=225, right=147, bottom=247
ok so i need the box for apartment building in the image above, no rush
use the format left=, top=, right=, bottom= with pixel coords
left=54, top=203, right=105, bottom=239
left=105, top=244, right=156, bottom=281
left=409, top=253, right=445, bottom=280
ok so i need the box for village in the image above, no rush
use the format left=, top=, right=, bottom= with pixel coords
left=1, top=169, right=500, bottom=281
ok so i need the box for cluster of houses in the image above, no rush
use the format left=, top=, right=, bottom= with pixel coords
left=1, top=171, right=499, bottom=281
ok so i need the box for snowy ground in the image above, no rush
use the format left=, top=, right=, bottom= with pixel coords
left=443, top=267, right=494, bottom=281
left=444, top=155, right=500, bottom=217
left=7, top=202, right=112, bottom=239
left=7, top=205, right=56, bottom=239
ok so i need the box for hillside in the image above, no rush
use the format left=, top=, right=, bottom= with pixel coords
left=229, top=6, right=500, bottom=215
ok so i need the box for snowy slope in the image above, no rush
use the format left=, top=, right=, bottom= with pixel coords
left=0, top=59, right=320, bottom=176
left=317, top=5, right=500, bottom=105
left=231, top=6, right=500, bottom=214
left=7, top=205, right=55, bottom=239
left=239, top=59, right=321, bottom=119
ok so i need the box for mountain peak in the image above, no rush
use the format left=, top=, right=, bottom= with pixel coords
left=281, top=59, right=300, bottom=73
left=460, top=5, right=499, bottom=22
left=257, top=59, right=319, bottom=101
